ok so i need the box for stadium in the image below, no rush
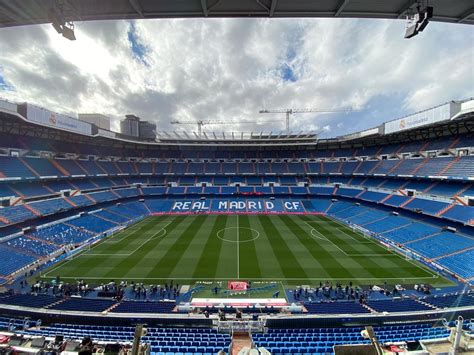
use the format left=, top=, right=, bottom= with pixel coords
left=0, top=1, right=474, bottom=355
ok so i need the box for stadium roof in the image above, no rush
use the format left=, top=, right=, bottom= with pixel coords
left=0, top=0, right=473, bottom=28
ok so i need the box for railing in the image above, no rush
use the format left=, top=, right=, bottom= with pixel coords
left=217, top=320, right=265, bottom=333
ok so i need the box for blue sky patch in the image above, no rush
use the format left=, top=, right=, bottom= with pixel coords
left=278, top=25, right=306, bottom=83
left=0, top=67, right=15, bottom=91
left=280, top=63, right=297, bottom=82
left=127, top=22, right=149, bottom=66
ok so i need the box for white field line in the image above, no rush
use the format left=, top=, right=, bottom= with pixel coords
left=102, top=218, right=151, bottom=244
left=50, top=276, right=439, bottom=281
left=43, top=220, right=173, bottom=277
left=310, top=229, right=329, bottom=241
left=324, top=216, right=440, bottom=279
left=86, top=221, right=172, bottom=257
left=42, top=258, right=76, bottom=277
left=325, top=223, right=374, bottom=244
left=302, top=220, right=396, bottom=257
left=237, top=214, right=240, bottom=279
left=304, top=218, right=373, bottom=244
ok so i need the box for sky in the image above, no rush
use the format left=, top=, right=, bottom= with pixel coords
left=0, top=18, right=472, bottom=138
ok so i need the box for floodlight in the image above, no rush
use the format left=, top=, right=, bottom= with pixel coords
left=49, top=8, right=65, bottom=34
left=51, top=21, right=63, bottom=34
left=404, top=6, right=433, bottom=39
left=418, top=6, right=433, bottom=32
left=61, top=23, right=76, bottom=41
left=404, top=23, right=419, bottom=39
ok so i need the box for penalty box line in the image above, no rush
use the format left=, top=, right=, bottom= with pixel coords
left=101, top=218, right=152, bottom=245
left=303, top=220, right=393, bottom=257
left=43, top=221, right=174, bottom=277
left=85, top=220, right=173, bottom=257
left=309, top=218, right=440, bottom=280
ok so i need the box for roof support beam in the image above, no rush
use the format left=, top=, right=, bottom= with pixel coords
left=128, top=0, right=144, bottom=18
left=397, top=0, right=418, bottom=18
left=335, top=0, right=350, bottom=17
left=201, top=0, right=208, bottom=17
left=207, top=0, right=222, bottom=12
left=457, top=7, right=474, bottom=23
left=256, top=0, right=269, bottom=12
left=270, top=0, right=278, bottom=16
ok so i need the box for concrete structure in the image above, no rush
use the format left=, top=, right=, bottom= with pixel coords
left=78, top=113, right=111, bottom=131
left=120, top=114, right=156, bottom=140
left=139, top=120, right=157, bottom=140
left=120, top=115, right=140, bottom=137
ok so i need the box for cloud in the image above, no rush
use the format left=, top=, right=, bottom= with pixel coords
left=0, top=18, right=472, bottom=137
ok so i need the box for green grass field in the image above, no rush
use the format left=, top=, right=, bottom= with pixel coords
left=41, top=214, right=451, bottom=287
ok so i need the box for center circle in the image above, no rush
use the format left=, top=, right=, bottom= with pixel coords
left=216, top=227, right=260, bottom=243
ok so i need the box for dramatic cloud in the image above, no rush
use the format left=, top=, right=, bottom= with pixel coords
left=0, top=18, right=472, bottom=137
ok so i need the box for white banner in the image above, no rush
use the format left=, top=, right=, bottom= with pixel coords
left=0, top=98, right=17, bottom=113
left=384, top=102, right=454, bottom=134
left=25, top=103, right=92, bottom=135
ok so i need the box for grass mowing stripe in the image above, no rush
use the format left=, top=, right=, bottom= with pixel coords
left=191, top=215, right=227, bottom=279
left=102, top=215, right=186, bottom=279
left=313, top=219, right=388, bottom=256
left=238, top=215, right=262, bottom=279
left=39, top=214, right=452, bottom=287
left=144, top=215, right=209, bottom=278
left=311, top=215, right=437, bottom=280
left=46, top=218, right=164, bottom=277
left=318, top=215, right=438, bottom=278
left=258, top=215, right=308, bottom=279
left=87, top=217, right=166, bottom=254
left=279, top=214, right=350, bottom=279
left=249, top=215, right=286, bottom=280
left=310, top=216, right=407, bottom=278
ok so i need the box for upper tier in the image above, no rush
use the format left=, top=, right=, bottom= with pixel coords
left=0, top=131, right=473, bottom=159
left=0, top=155, right=473, bottom=181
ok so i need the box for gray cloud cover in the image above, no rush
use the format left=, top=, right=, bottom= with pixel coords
left=0, top=18, right=472, bottom=137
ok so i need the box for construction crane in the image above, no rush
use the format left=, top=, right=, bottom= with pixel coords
left=170, top=120, right=238, bottom=137
left=259, top=108, right=354, bottom=132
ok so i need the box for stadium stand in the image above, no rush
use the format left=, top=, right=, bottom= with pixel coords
left=252, top=323, right=450, bottom=354
left=17, top=324, right=231, bottom=354
left=304, top=301, right=370, bottom=314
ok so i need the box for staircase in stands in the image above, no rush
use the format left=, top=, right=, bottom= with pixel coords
left=439, top=156, right=461, bottom=175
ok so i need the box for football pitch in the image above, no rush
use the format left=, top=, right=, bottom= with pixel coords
left=41, top=214, right=450, bottom=286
